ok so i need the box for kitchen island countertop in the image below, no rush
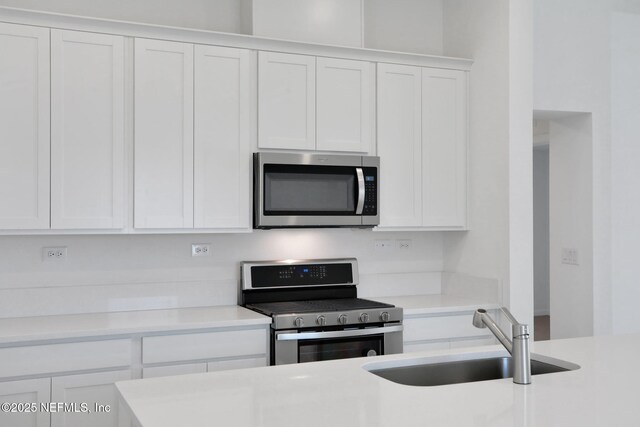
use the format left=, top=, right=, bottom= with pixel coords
left=116, top=333, right=640, bottom=426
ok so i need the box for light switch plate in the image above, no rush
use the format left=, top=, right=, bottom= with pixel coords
left=561, top=248, right=579, bottom=265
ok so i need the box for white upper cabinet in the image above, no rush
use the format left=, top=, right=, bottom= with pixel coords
left=134, top=38, right=194, bottom=229
left=259, top=52, right=374, bottom=154
left=316, top=57, right=374, bottom=153
left=50, top=30, right=125, bottom=230
left=194, top=45, right=254, bottom=229
left=421, top=68, right=467, bottom=228
left=0, top=23, right=50, bottom=230
left=377, top=64, right=468, bottom=229
left=377, top=63, right=423, bottom=227
left=258, top=51, right=316, bottom=150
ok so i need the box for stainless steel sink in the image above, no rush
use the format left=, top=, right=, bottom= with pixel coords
left=368, top=356, right=578, bottom=387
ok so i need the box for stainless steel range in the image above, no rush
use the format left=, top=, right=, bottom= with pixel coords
left=240, top=258, right=403, bottom=365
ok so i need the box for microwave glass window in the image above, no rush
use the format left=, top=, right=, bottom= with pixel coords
left=264, top=171, right=355, bottom=213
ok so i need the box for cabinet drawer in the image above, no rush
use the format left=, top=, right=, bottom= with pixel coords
left=0, top=339, right=131, bottom=379
left=403, top=312, right=493, bottom=342
left=143, top=363, right=207, bottom=379
left=142, top=328, right=267, bottom=364
left=207, top=356, right=267, bottom=372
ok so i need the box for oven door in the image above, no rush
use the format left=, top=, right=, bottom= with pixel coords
left=254, top=152, right=379, bottom=228
left=272, top=325, right=403, bottom=365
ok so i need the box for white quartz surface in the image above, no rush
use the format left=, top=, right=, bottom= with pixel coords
left=116, top=334, right=640, bottom=427
left=0, top=306, right=271, bottom=344
left=376, top=294, right=500, bottom=315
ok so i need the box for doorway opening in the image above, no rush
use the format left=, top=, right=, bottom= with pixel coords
left=532, top=111, right=593, bottom=340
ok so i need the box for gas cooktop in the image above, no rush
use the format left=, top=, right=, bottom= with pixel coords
left=246, top=298, right=394, bottom=317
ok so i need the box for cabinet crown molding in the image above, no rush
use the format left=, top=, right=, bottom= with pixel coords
left=0, top=6, right=473, bottom=71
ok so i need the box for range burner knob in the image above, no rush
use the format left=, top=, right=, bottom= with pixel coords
left=316, top=315, right=326, bottom=326
left=380, top=311, right=390, bottom=322
left=338, top=314, right=348, bottom=325
left=294, top=317, right=304, bottom=328
left=359, top=313, right=369, bottom=323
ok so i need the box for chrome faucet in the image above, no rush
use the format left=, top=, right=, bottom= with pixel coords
left=472, top=308, right=531, bottom=384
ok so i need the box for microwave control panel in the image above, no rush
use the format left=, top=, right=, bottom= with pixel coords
left=362, top=167, right=378, bottom=216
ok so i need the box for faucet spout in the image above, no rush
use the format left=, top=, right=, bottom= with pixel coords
left=472, top=307, right=531, bottom=385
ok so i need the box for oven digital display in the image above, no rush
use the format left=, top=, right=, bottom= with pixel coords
left=251, top=263, right=353, bottom=287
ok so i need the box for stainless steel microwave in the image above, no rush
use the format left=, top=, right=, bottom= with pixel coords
left=253, top=152, right=380, bottom=229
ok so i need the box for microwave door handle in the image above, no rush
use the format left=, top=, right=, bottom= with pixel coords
left=356, top=168, right=365, bottom=215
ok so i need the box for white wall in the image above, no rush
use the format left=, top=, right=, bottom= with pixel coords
left=442, top=0, right=534, bottom=327
left=534, top=0, right=612, bottom=335
left=549, top=115, right=594, bottom=339
left=534, top=0, right=640, bottom=336
left=0, top=231, right=444, bottom=318
left=611, top=11, right=640, bottom=334
left=252, top=0, right=362, bottom=47
left=533, top=146, right=550, bottom=316
left=506, top=0, right=534, bottom=327
left=0, top=0, right=253, bottom=33
left=363, top=0, right=443, bottom=55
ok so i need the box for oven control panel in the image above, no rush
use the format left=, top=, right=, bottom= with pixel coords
left=246, top=260, right=355, bottom=288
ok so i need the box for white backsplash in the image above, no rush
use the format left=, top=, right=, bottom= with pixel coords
left=0, top=230, right=444, bottom=318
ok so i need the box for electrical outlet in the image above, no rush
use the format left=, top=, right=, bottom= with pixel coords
left=42, top=247, right=67, bottom=262
left=397, top=239, right=412, bottom=250
left=374, top=239, right=394, bottom=250
left=191, top=243, right=211, bottom=257
left=561, top=248, right=579, bottom=265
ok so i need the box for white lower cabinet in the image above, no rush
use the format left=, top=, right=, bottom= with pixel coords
left=141, top=328, right=269, bottom=379
left=0, top=327, right=268, bottom=427
left=0, top=378, right=51, bottom=427
left=402, top=311, right=497, bottom=352
left=51, top=370, right=131, bottom=427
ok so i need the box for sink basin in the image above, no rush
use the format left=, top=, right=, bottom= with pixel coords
left=368, top=356, right=578, bottom=387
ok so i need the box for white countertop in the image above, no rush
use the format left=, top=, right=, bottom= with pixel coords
left=116, top=333, right=640, bottom=427
left=0, top=294, right=493, bottom=344
left=376, top=294, right=500, bottom=315
left=0, top=305, right=271, bottom=344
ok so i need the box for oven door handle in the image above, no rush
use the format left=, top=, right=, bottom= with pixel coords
left=276, top=325, right=403, bottom=341
left=355, top=167, right=365, bottom=215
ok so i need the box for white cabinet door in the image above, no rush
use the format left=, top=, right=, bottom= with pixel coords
left=377, top=63, right=422, bottom=227
left=50, top=30, right=125, bottom=229
left=422, top=68, right=468, bottom=228
left=258, top=51, right=315, bottom=150
left=316, top=57, right=374, bottom=153
left=51, top=370, right=131, bottom=427
left=194, top=45, right=254, bottom=229
left=134, top=38, right=194, bottom=229
left=0, top=23, right=50, bottom=230
left=0, top=378, right=51, bottom=427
